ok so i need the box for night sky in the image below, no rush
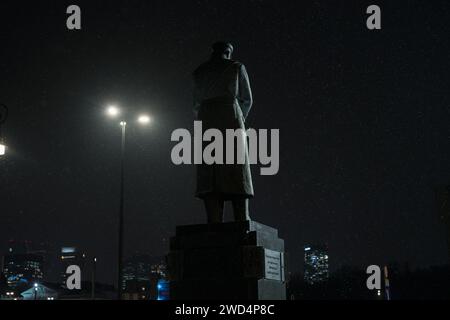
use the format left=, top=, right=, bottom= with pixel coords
left=1, top=0, right=449, bottom=284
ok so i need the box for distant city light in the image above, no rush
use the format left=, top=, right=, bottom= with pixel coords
left=0, top=143, right=5, bottom=156
left=61, top=247, right=76, bottom=254
left=304, top=247, right=311, bottom=251
left=157, top=280, right=170, bottom=301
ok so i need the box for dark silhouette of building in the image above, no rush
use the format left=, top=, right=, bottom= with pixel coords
left=436, top=185, right=450, bottom=260
left=121, top=255, right=166, bottom=300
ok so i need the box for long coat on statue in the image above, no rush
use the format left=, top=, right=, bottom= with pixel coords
left=193, top=57, right=254, bottom=199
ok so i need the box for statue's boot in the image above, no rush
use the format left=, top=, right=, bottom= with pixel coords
left=232, top=198, right=250, bottom=221
left=204, top=193, right=224, bottom=223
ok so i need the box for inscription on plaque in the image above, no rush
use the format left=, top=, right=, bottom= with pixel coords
left=264, top=249, right=282, bottom=281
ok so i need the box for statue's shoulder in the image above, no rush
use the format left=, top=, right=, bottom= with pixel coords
left=193, top=59, right=242, bottom=77
left=228, top=59, right=243, bottom=68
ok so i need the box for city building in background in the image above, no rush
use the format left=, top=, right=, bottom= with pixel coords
left=304, top=245, right=329, bottom=285
left=2, top=254, right=44, bottom=289
left=27, top=242, right=58, bottom=283
left=1, top=241, right=45, bottom=289
left=121, top=255, right=166, bottom=300
left=157, top=279, right=170, bottom=300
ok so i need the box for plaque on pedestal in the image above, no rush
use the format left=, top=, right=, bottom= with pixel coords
left=167, top=221, right=287, bottom=300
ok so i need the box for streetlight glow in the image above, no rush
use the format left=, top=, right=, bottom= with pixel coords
left=137, top=115, right=151, bottom=125
left=104, top=103, right=151, bottom=300
left=0, top=143, right=5, bottom=156
left=107, top=106, right=120, bottom=117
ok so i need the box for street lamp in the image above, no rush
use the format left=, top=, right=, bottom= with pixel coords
left=107, top=105, right=120, bottom=117
left=137, top=114, right=151, bottom=125
left=105, top=106, right=151, bottom=300
left=34, top=283, right=38, bottom=300
left=92, top=256, right=97, bottom=300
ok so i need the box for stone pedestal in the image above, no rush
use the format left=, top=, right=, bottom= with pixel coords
left=167, top=221, right=286, bottom=300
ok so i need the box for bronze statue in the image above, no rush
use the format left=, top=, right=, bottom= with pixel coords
left=193, top=42, right=254, bottom=223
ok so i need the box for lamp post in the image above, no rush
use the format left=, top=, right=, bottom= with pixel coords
left=34, top=283, right=38, bottom=300
left=0, top=103, right=8, bottom=156
left=118, top=120, right=126, bottom=300
left=106, top=106, right=151, bottom=300
left=91, top=257, right=97, bottom=300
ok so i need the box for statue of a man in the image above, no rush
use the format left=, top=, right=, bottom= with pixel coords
left=193, top=42, right=254, bottom=223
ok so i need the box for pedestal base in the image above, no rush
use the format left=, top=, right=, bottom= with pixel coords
left=167, top=221, right=287, bottom=300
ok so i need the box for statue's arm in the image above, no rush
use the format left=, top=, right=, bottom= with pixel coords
left=238, top=64, right=253, bottom=121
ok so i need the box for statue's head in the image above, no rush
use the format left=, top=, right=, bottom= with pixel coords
left=211, top=42, right=234, bottom=60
